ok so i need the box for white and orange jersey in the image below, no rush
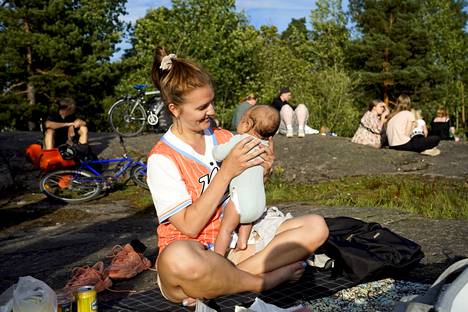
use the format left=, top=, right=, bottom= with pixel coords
left=147, top=127, right=233, bottom=252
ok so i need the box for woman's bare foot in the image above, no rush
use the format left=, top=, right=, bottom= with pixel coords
left=260, top=261, right=306, bottom=291
left=182, top=297, right=197, bottom=307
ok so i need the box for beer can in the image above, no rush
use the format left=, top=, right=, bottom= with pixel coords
left=56, top=289, right=75, bottom=312
left=58, top=301, right=74, bottom=312
left=76, top=286, right=97, bottom=312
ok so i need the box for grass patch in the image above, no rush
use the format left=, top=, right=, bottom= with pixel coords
left=101, top=184, right=153, bottom=209
left=266, top=168, right=468, bottom=219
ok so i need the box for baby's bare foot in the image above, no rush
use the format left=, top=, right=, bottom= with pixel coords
left=235, top=240, right=247, bottom=251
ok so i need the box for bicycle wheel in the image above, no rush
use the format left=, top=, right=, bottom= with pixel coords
left=108, top=98, right=146, bottom=137
left=40, top=169, right=102, bottom=203
left=130, top=164, right=149, bottom=190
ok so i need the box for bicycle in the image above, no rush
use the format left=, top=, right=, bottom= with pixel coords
left=39, top=136, right=149, bottom=203
left=108, top=84, right=172, bottom=137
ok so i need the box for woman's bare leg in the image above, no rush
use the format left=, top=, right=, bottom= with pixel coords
left=157, top=240, right=307, bottom=303
left=236, top=214, right=328, bottom=275
left=43, top=129, right=55, bottom=149
left=280, top=105, right=294, bottom=128
left=77, top=126, right=88, bottom=144
left=294, top=104, right=309, bottom=129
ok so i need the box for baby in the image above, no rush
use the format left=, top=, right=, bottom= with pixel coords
left=212, top=105, right=280, bottom=256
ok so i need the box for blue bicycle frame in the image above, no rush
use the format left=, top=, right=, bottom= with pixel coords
left=79, top=156, right=147, bottom=179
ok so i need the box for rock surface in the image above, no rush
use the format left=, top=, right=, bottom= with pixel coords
left=0, top=131, right=467, bottom=297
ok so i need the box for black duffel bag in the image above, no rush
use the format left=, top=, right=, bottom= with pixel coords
left=317, top=216, right=425, bottom=283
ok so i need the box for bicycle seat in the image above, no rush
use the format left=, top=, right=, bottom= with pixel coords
left=133, top=84, right=149, bottom=91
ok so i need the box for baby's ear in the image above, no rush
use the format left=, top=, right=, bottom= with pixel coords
left=237, top=117, right=253, bottom=134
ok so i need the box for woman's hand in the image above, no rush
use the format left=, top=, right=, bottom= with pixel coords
left=221, top=136, right=264, bottom=179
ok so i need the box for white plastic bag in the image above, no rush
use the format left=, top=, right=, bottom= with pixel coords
left=0, top=285, right=15, bottom=312
left=0, top=276, right=57, bottom=312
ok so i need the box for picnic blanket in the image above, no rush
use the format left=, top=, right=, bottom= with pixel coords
left=100, top=267, right=356, bottom=311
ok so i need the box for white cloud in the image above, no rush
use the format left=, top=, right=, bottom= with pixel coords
left=121, top=0, right=171, bottom=24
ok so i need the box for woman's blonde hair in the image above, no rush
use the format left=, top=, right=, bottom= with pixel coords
left=151, top=47, right=213, bottom=111
left=388, top=94, right=411, bottom=120
left=241, top=93, right=256, bottom=103
left=436, top=107, right=448, bottom=118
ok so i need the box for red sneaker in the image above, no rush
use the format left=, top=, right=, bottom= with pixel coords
left=64, top=261, right=112, bottom=294
left=107, top=244, right=152, bottom=280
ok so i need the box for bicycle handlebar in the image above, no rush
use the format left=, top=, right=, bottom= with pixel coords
left=144, top=90, right=160, bottom=96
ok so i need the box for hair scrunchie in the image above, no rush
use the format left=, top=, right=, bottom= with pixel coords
left=160, top=54, right=177, bottom=71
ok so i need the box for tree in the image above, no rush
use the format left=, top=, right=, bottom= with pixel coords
left=349, top=0, right=448, bottom=105
left=309, top=0, right=349, bottom=70
left=117, top=0, right=260, bottom=127
left=421, top=0, right=467, bottom=129
left=0, top=0, right=127, bottom=130
left=281, top=18, right=310, bottom=59
left=253, top=24, right=358, bottom=136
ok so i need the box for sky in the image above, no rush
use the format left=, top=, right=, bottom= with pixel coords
left=113, top=0, right=321, bottom=60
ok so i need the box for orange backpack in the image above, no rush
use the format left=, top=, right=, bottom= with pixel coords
left=25, top=144, right=76, bottom=171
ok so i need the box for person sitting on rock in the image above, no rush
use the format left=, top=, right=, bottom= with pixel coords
left=352, top=99, right=389, bottom=148
left=429, top=107, right=456, bottom=141
left=410, top=109, right=428, bottom=138
left=44, top=97, right=88, bottom=150
left=386, top=94, right=440, bottom=156
left=271, top=87, right=310, bottom=138
left=231, top=93, right=257, bottom=131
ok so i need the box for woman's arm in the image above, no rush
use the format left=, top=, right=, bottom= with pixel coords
left=361, top=112, right=382, bottom=134
left=405, top=119, right=415, bottom=137
left=169, top=136, right=265, bottom=237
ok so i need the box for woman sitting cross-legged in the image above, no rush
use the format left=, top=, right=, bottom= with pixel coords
left=146, top=47, right=329, bottom=306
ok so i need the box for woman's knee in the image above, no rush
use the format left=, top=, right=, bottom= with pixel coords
left=280, top=105, right=293, bottom=114
left=302, top=214, right=329, bottom=248
left=44, top=128, right=55, bottom=137
left=78, top=126, right=88, bottom=135
left=295, top=103, right=308, bottom=111
left=158, top=241, right=208, bottom=281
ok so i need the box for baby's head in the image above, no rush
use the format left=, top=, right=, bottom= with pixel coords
left=237, top=105, right=280, bottom=139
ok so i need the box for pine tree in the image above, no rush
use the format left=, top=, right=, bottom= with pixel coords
left=0, top=0, right=127, bottom=130
left=349, top=0, right=448, bottom=105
